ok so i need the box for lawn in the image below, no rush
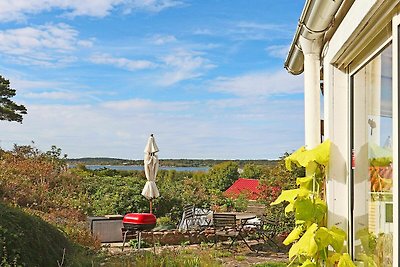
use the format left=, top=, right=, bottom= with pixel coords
left=95, top=243, right=288, bottom=267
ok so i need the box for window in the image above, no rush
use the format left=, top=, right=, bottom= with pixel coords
left=351, top=43, right=393, bottom=266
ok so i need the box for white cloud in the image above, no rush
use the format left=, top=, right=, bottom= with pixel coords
left=216, top=21, right=293, bottom=41
left=236, top=21, right=287, bottom=31
left=101, top=98, right=192, bottom=111
left=0, top=95, right=304, bottom=159
left=158, top=50, right=215, bottom=86
left=89, top=53, right=156, bottom=71
left=23, top=91, right=79, bottom=100
left=124, top=0, right=184, bottom=13
left=5, top=76, right=105, bottom=103
left=210, top=70, right=303, bottom=97
left=193, top=28, right=213, bottom=35
left=9, top=78, right=61, bottom=92
left=0, top=0, right=183, bottom=22
left=150, top=34, right=177, bottom=45
left=266, top=45, right=290, bottom=59
left=0, top=23, right=92, bottom=66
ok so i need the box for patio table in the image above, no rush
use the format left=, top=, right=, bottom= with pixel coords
left=210, top=212, right=257, bottom=251
left=207, top=212, right=256, bottom=224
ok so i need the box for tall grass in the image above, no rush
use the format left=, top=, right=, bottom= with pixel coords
left=96, top=248, right=222, bottom=267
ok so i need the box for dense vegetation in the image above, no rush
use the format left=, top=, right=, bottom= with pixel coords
left=67, top=157, right=278, bottom=168
left=0, top=203, right=90, bottom=266
left=0, top=143, right=300, bottom=265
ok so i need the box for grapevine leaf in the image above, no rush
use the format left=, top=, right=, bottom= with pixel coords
left=284, top=202, right=294, bottom=214
left=314, top=227, right=331, bottom=249
left=294, top=198, right=314, bottom=222
left=338, top=253, right=356, bottom=267
left=313, top=198, right=327, bottom=223
left=285, top=146, right=306, bottom=170
left=270, top=189, right=299, bottom=205
left=285, top=139, right=331, bottom=170
left=296, top=176, right=313, bottom=190
left=299, top=259, right=317, bottom=267
left=283, top=225, right=303, bottom=245
left=288, top=223, right=318, bottom=259
left=294, top=197, right=326, bottom=223
left=327, top=253, right=342, bottom=266
left=329, top=226, right=346, bottom=253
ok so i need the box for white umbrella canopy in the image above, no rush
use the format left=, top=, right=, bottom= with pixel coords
left=141, top=134, right=160, bottom=213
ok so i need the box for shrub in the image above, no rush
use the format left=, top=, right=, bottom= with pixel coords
left=0, top=202, right=73, bottom=266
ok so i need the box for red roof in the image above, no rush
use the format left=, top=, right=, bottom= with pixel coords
left=224, top=178, right=262, bottom=200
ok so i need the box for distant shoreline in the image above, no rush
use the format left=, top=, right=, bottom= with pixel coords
left=66, top=157, right=278, bottom=168
left=69, top=164, right=210, bottom=172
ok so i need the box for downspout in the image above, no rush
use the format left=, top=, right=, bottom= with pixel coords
left=284, top=0, right=344, bottom=149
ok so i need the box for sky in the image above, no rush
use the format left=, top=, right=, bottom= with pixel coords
left=0, top=0, right=305, bottom=160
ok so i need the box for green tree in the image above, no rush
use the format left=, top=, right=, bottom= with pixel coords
left=208, top=161, right=239, bottom=191
left=0, top=75, right=27, bottom=123
left=241, top=163, right=264, bottom=179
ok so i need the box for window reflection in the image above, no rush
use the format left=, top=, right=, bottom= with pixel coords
left=352, top=43, right=393, bottom=266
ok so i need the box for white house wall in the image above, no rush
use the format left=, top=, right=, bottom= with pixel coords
left=323, top=0, right=399, bottom=264
left=324, top=61, right=349, bottom=232
left=323, top=0, right=381, bottom=236
left=391, top=14, right=399, bottom=267
left=327, top=0, right=386, bottom=68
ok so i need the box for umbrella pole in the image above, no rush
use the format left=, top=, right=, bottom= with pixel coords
left=149, top=199, right=153, bottom=214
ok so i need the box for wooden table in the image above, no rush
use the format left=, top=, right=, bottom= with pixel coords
left=209, top=212, right=257, bottom=251
left=207, top=212, right=256, bottom=225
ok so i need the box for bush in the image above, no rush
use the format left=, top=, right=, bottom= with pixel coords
left=0, top=202, right=73, bottom=266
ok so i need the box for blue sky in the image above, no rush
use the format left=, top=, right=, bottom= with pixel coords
left=0, top=0, right=305, bottom=160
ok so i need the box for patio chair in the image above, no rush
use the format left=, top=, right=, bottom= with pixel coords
left=182, top=204, right=197, bottom=229
left=254, top=216, right=280, bottom=251
left=212, top=213, right=253, bottom=250
left=181, top=204, right=212, bottom=230
left=245, top=203, right=266, bottom=217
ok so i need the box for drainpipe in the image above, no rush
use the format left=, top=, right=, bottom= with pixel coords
left=284, top=0, right=344, bottom=149
left=300, top=36, right=322, bottom=149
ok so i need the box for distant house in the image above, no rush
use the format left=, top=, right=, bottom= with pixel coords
left=224, top=178, right=263, bottom=200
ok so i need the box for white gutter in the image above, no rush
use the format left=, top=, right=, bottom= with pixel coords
left=284, top=0, right=345, bottom=75
left=284, top=0, right=345, bottom=149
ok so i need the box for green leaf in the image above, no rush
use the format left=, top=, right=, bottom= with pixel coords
left=356, top=228, right=377, bottom=255
left=310, top=139, right=331, bottom=166
left=359, top=253, right=378, bottom=267
left=299, top=259, right=317, bottom=267
left=327, top=252, right=342, bottom=266
left=285, top=146, right=306, bottom=171
left=285, top=139, right=331, bottom=170
left=296, top=176, right=314, bottom=190
left=283, top=225, right=303, bottom=245
left=288, top=223, right=318, bottom=260
left=314, top=227, right=331, bottom=249
left=329, top=226, right=346, bottom=253
left=313, top=198, right=327, bottom=223
left=284, top=202, right=294, bottom=213
left=294, top=198, right=314, bottom=222
left=294, top=197, right=326, bottom=223
left=270, top=188, right=308, bottom=206
left=306, top=161, right=319, bottom=176
left=338, top=253, right=356, bottom=267
left=286, top=146, right=310, bottom=169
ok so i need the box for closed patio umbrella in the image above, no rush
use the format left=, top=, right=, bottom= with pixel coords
left=141, top=134, right=160, bottom=213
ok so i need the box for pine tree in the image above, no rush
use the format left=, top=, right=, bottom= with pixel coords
left=0, top=75, right=27, bottom=123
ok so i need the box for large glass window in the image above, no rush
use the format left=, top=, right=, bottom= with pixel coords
left=352, top=43, right=393, bottom=266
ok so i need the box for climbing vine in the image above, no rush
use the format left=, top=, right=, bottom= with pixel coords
left=271, top=140, right=356, bottom=267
